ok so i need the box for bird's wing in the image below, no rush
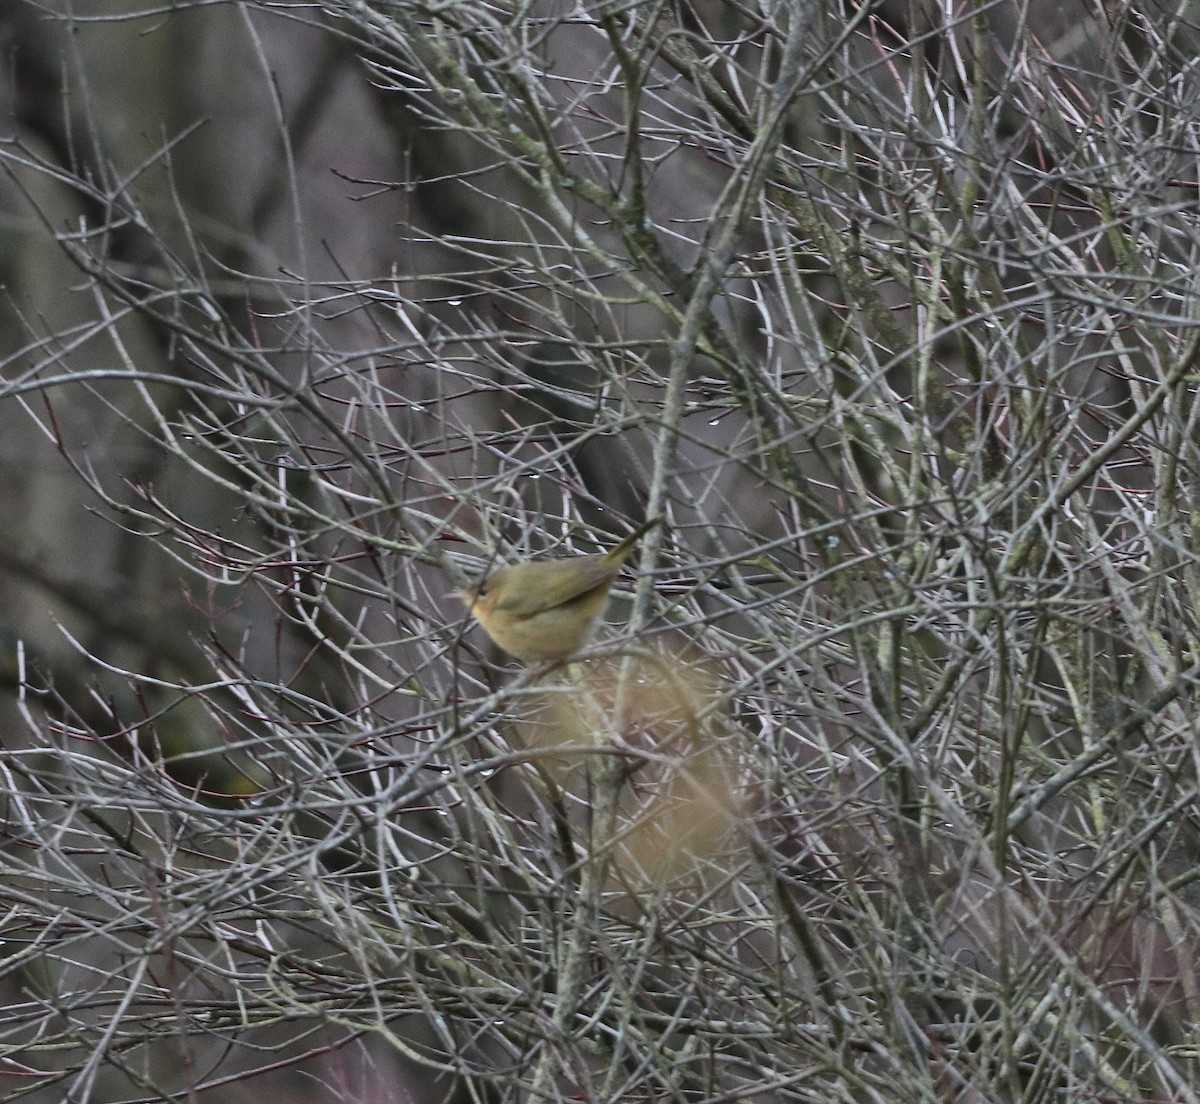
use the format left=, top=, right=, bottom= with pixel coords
left=495, top=557, right=617, bottom=618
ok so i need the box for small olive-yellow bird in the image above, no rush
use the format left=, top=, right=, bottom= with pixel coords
left=459, top=518, right=659, bottom=662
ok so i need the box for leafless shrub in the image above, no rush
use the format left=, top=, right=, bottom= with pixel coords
left=2, top=0, right=1200, bottom=1101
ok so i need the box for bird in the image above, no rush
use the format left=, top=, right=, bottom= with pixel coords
left=458, top=518, right=660, bottom=663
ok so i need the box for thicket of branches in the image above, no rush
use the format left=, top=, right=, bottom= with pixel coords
left=3, top=0, right=1200, bottom=1101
